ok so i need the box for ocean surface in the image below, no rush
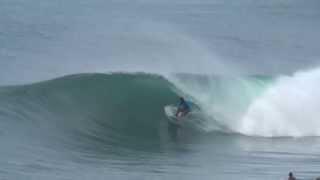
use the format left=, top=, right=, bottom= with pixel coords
left=1, top=0, right=320, bottom=179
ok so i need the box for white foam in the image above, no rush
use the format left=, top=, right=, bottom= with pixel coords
left=240, top=68, right=320, bottom=137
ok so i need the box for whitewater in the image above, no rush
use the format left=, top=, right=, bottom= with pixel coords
left=1, top=0, right=320, bottom=179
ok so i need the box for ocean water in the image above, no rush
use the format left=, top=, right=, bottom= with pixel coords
left=1, top=0, right=320, bottom=179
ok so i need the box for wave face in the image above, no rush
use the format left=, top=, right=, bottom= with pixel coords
left=0, top=73, right=180, bottom=159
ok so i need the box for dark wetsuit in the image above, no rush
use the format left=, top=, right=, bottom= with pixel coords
left=179, top=101, right=190, bottom=111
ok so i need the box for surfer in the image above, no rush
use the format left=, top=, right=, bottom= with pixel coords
left=175, top=97, right=190, bottom=118
left=288, top=172, right=296, bottom=180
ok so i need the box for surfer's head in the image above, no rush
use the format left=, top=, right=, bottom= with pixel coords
left=288, top=172, right=293, bottom=177
left=179, top=97, right=185, bottom=102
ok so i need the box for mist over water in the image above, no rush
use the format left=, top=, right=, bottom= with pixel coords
left=1, top=0, right=320, bottom=179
